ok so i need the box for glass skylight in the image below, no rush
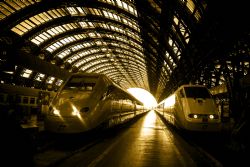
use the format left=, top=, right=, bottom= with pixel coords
left=35, top=73, right=45, bottom=81
left=46, top=76, right=55, bottom=84
left=21, top=69, right=32, bottom=78
left=0, top=0, right=39, bottom=21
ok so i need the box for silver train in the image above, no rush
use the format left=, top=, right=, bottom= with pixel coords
left=44, top=73, right=146, bottom=134
left=156, top=84, right=221, bottom=132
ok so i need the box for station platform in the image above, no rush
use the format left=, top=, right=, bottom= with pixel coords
left=21, top=114, right=44, bottom=132
left=34, top=110, right=223, bottom=167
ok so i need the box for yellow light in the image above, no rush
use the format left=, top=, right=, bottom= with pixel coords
left=53, top=107, right=60, bottom=115
left=209, top=115, right=214, bottom=119
left=164, top=94, right=175, bottom=107
left=193, top=114, right=198, bottom=118
left=71, top=104, right=80, bottom=117
left=127, top=88, right=157, bottom=108
left=143, top=110, right=157, bottom=127
left=140, top=110, right=157, bottom=136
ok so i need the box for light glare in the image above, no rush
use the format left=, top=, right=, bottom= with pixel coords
left=53, top=107, right=60, bottom=115
left=127, top=88, right=157, bottom=108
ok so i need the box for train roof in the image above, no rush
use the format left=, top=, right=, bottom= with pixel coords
left=109, top=84, right=143, bottom=105
left=67, top=72, right=143, bottom=105
left=158, top=84, right=210, bottom=105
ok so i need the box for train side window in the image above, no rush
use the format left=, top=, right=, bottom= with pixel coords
left=30, top=97, right=35, bottom=104
left=23, top=96, right=29, bottom=104
left=0, top=94, right=5, bottom=103
left=16, top=95, right=22, bottom=104
left=8, top=95, right=15, bottom=103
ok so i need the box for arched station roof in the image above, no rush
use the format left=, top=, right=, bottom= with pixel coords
left=0, top=0, right=249, bottom=101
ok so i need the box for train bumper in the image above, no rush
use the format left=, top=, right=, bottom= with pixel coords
left=183, top=122, right=222, bottom=132
left=44, top=116, right=90, bottom=133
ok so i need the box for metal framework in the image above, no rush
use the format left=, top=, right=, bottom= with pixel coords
left=0, top=0, right=249, bottom=103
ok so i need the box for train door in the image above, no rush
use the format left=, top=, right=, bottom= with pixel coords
left=175, top=89, right=184, bottom=113
left=38, top=91, right=50, bottom=120
left=174, top=89, right=185, bottom=127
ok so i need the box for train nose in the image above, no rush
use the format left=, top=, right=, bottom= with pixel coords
left=50, top=101, right=90, bottom=117
left=50, top=92, right=91, bottom=116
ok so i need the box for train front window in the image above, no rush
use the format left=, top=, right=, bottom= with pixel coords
left=184, top=87, right=211, bottom=98
left=63, top=76, right=97, bottom=91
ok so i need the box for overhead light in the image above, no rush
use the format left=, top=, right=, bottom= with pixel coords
left=39, top=53, right=45, bottom=60
left=51, top=60, right=56, bottom=64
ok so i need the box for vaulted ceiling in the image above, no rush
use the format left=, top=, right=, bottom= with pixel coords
left=0, top=0, right=249, bottom=102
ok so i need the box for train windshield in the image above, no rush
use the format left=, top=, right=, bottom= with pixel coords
left=184, top=87, right=211, bottom=98
left=63, top=76, right=98, bottom=91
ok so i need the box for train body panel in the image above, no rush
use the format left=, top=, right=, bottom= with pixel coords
left=44, top=73, right=146, bottom=134
left=157, top=84, right=221, bottom=132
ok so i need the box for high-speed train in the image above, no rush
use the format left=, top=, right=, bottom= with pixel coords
left=44, top=72, right=146, bottom=133
left=156, top=84, right=221, bottom=132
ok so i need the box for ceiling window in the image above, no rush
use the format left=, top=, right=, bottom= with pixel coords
left=55, top=79, right=63, bottom=86
left=21, top=69, right=33, bottom=78
left=35, top=73, right=45, bottom=82
left=46, top=76, right=55, bottom=84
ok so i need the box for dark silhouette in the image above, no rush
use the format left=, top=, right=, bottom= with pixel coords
left=0, top=107, right=35, bottom=167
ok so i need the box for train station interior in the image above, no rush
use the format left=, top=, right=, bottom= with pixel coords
left=0, top=0, right=249, bottom=166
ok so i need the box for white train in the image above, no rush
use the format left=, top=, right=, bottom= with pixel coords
left=44, top=72, right=146, bottom=133
left=156, top=84, right=221, bottom=132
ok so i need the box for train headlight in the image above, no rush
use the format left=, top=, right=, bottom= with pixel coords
left=209, top=114, right=219, bottom=119
left=188, top=114, right=198, bottom=119
left=209, top=115, right=214, bottom=119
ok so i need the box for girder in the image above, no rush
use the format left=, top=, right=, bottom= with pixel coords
left=0, top=0, right=249, bottom=102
